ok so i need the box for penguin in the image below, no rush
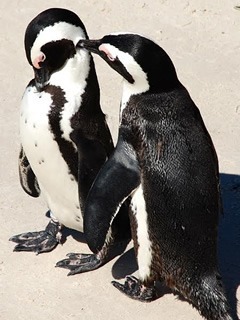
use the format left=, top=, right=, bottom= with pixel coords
left=9, top=9, right=130, bottom=270
left=74, top=34, right=233, bottom=319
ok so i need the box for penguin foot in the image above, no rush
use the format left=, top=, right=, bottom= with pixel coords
left=56, top=253, right=103, bottom=275
left=9, top=219, right=62, bottom=254
left=112, top=275, right=156, bottom=302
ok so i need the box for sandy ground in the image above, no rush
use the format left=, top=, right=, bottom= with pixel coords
left=1, top=1, right=240, bottom=319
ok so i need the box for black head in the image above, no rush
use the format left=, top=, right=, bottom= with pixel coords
left=25, top=8, right=88, bottom=90
left=78, top=33, right=180, bottom=93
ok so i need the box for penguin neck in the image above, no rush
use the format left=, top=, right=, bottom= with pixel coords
left=120, top=69, right=181, bottom=118
left=120, top=76, right=149, bottom=117
left=49, top=50, right=90, bottom=94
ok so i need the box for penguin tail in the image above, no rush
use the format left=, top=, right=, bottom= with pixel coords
left=185, top=273, right=233, bottom=320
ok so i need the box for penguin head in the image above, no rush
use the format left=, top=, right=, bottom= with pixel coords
left=78, top=33, right=179, bottom=93
left=25, top=8, right=89, bottom=90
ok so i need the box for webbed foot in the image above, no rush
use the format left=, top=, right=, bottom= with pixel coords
left=56, top=253, right=103, bottom=275
left=56, top=237, right=130, bottom=276
left=9, top=219, right=62, bottom=254
left=112, top=275, right=156, bottom=302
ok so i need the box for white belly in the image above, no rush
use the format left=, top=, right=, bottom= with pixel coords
left=20, top=85, right=83, bottom=231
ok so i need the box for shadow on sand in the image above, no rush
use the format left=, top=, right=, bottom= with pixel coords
left=219, top=173, right=240, bottom=319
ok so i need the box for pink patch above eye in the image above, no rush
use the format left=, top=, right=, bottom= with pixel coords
left=32, top=52, right=46, bottom=69
left=99, top=44, right=115, bottom=61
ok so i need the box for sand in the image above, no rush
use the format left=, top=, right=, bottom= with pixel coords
left=1, top=1, right=240, bottom=319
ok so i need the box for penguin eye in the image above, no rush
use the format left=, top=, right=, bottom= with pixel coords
left=107, top=54, right=115, bottom=61
left=102, top=51, right=115, bottom=62
left=99, top=44, right=116, bottom=61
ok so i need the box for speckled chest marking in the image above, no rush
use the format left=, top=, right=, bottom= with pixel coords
left=20, top=84, right=83, bottom=231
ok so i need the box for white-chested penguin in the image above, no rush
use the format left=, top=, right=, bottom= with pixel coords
left=10, top=9, right=130, bottom=271
left=74, top=34, right=233, bottom=319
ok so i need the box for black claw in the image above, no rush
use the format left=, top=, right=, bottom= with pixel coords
left=66, top=252, right=79, bottom=258
left=13, top=244, right=30, bottom=252
left=66, top=253, right=92, bottom=260
left=9, top=220, right=61, bottom=254
left=56, top=253, right=104, bottom=275
left=112, top=280, right=125, bottom=291
left=112, top=276, right=156, bottom=302
left=9, top=231, right=46, bottom=243
left=55, top=259, right=71, bottom=269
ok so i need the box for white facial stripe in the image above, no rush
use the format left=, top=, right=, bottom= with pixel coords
left=99, top=43, right=149, bottom=90
left=131, top=184, right=152, bottom=281
left=99, top=44, right=116, bottom=60
left=121, top=53, right=149, bottom=97
left=99, top=43, right=149, bottom=117
left=30, top=21, right=86, bottom=64
left=120, top=50, right=149, bottom=116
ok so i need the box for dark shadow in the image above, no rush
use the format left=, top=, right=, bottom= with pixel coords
left=219, top=173, right=240, bottom=320
left=155, top=280, right=173, bottom=298
left=112, top=247, right=138, bottom=279
left=62, top=227, right=86, bottom=243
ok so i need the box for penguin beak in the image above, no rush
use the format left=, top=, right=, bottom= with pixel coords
left=77, top=39, right=101, bottom=54
left=34, top=67, right=50, bottom=91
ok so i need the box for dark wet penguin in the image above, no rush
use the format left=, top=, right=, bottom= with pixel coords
left=10, top=9, right=130, bottom=270
left=75, top=34, right=233, bottom=319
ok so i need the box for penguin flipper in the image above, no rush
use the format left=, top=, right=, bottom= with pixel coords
left=56, top=136, right=140, bottom=275
left=84, top=135, right=140, bottom=253
left=18, top=146, right=40, bottom=197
